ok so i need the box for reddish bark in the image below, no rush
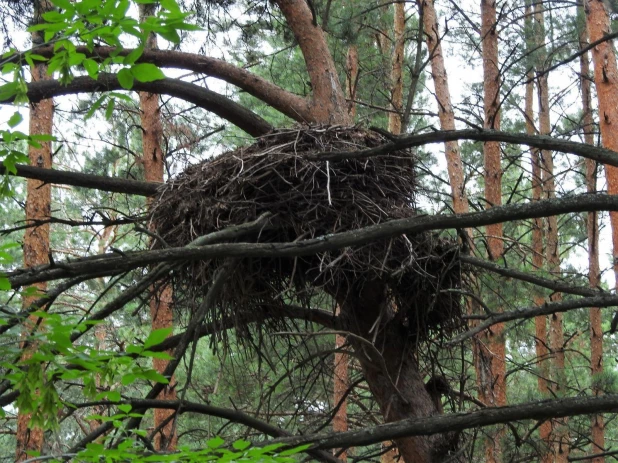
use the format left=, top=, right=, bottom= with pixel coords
left=478, top=2, right=506, bottom=462
left=273, top=0, right=349, bottom=124
left=585, top=1, right=618, bottom=282
left=388, top=2, right=405, bottom=134
left=345, top=46, right=359, bottom=119
left=579, top=7, right=605, bottom=461
left=525, top=39, right=553, bottom=462
left=16, top=2, right=54, bottom=459
left=420, top=0, right=467, bottom=215
left=139, top=4, right=177, bottom=450
left=481, top=0, right=503, bottom=262
left=333, top=309, right=348, bottom=460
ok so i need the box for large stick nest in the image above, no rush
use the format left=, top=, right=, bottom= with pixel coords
left=151, top=126, right=463, bottom=340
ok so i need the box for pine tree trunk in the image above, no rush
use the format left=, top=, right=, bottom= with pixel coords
left=388, top=1, right=405, bottom=134
left=579, top=5, right=605, bottom=461
left=139, top=3, right=178, bottom=450
left=345, top=46, right=359, bottom=119
left=16, top=1, right=53, bottom=459
left=337, top=283, right=453, bottom=463
left=478, top=1, right=506, bottom=461
left=333, top=305, right=348, bottom=461
left=533, top=4, right=569, bottom=461
left=419, top=0, right=467, bottom=215
left=585, top=0, right=618, bottom=290
left=273, top=0, right=350, bottom=124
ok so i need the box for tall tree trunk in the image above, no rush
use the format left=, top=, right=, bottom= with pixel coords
left=579, top=6, right=605, bottom=461
left=533, top=4, right=569, bottom=461
left=16, top=1, right=53, bottom=460
left=139, top=3, right=177, bottom=451
left=478, top=1, right=506, bottom=462
left=524, top=3, right=552, bottom=461
left=388, top=1, right=405, bottom=134
left=419, top=0, right=467, bottom=215
left=585, top=0, right=618, bottom=288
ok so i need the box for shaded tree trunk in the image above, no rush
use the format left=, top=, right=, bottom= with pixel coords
left=579, top=6, right=605, bottom=461
left=336, top=282, right=453, bottom=463
left=478, top=1, right=506, bottom=461
left=139, top=2, right=177, bottom=450
left=333, top=306, right=348, bottom=461
left=388, top=1, right=405, bottom=134
left=345, top=46, right=359, bottom=119
left=16, top=1, right=53, bottom=460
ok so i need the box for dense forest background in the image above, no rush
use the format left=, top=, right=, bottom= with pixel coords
left=1, top=0, right=618, bottom=462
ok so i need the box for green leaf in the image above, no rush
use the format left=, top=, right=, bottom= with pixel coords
left=130, top=63, right=165, bottom=83
left=7, top=112, right=23, bottom=128
left=123, top=47, right=143, bottom=65
left=85, top=95, right=106, bottom=120
left=160, top=0, right=181, bottom=12
left=104, top=97, right=115, bottom=120
left=232, top=440, right=251, bottom=451
left=207, top=436, right=225, bottom=449
left=117, top=68, right=134, bottom=89
left=118, top=404, right=132, bottom=414
left=143, top=327, right=173, bottom=349
left=0, top=276, right=10, bottom=291
left=141, top=370, right=169, bottom=384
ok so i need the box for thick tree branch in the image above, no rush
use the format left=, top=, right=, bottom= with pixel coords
left=7, top=193, right=618, bottom=287
left=15, top=73, right=273, bottom=137
left=265, top=394, right=618, bottom=451
left=0, top=163, right=160, bottom=196
left=318, top=129, right=618, bottom=168
left=16, top=46, right=312, bottom=123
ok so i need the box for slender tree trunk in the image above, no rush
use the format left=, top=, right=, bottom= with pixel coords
left=533, top=4, right=569, bottom=461
left=139, top=3, right=177, bottom=451
left=333, top=306, right=348, bottom=461
left=419, top=0, right=467, bottom=215
left=16, top=1, right=53, bottom=459
left=579, top=6, right=605, bottom=461
left=524, top=4, right=552, bottom=461
left=345, top=46, right=359, bottom=119
left=585, top=1, right=618, bottom=286
left=388, top=1, right=405, bottom=134
left=478, top=1, right=506, bottom=461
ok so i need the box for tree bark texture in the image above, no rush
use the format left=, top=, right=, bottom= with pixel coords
left=139, top=3, right=178, bottom=450
left=333, top=306, right=348, bottom=461
left=579, top=6, right=605, bottom=461
left=16, top=0, right=54, bottom=459
left=336, top=282, right=454, bottom=463
left=481, top=0, right=503, bottom=262
left=273, top=0, right=349, bottom=124
left=388, top=1, right=405, bottom=134
left=478, top=2, right=507, bottom=461
left=533, top=3, right=569, bottom=461
left=585, top=0, right=618, bottom=288
left=420, top=0, right=468, bottom=215
left=525, top=12, right=553, bottom=457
